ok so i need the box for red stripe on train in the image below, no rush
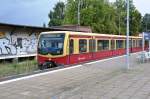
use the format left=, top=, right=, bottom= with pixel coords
left=38, top=47, right=143, bottom=67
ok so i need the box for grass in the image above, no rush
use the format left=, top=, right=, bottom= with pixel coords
left=0, top=59, right=38, bottom=79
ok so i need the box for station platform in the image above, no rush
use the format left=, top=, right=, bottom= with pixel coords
left=0, top=54, right=36, bottom=60
left=0, top=52, right=150, bottom=99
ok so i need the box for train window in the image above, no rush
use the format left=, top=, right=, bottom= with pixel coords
left=139, top=40, right=142, bottom=47
left=111, top=40, right=115, bottom=50
left=129, top=40, right=132, bottom=48
left=89, top=39, right=96, bottom=52
left=136, top=40, right=139, bottom=47
left=79, top=39, right=87, bottom=53
left=133, top=40, right=136, bottom=47
left=116, top=40, right=124, bottom=49
left=124, top=40, right=132, bottom=48
left=97, top=40, right=109, bottom=51
left=38, top=33, right=65, bottom=55
left=137, top=40, right=142, bottom=47
left=69, top=39, right=74, bottom=54
left=135, top=40, right=137, bottom=47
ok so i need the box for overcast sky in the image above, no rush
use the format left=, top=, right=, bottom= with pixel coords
left=0, top=0, right=149, bottom=27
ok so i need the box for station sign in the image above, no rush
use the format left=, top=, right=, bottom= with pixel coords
left=144, top=32, right=150, bottom=40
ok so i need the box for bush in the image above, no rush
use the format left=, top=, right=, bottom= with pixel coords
left=0, top=59, right=38, bottom=79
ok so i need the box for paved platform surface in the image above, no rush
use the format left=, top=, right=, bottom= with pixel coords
left=0, top=53, right=150, bottom=99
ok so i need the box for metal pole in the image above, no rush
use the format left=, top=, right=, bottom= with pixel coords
left=119, top=15, right=121, bottom=35
left=149, top=40, right=150, bottom=52
left=142, top=32, right=145, bottom=63
left=126, top=0, right=130, bottom=69
left=77, top=0, right=80, bottom=26
left=142, top=32, right=145, bottom=52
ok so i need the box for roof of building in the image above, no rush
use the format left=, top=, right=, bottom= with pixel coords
left=50, top=25, right=92, bottom=33
left=0, top=23, right=92, bottom=33
left=0, top=22, right=51, bottom=31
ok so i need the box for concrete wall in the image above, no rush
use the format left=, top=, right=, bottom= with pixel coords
left=0, top=31, right=38, bottom=58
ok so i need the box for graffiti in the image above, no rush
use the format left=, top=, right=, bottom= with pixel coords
left=0, top=37, right=17, bottom=55
left=0, top=32, right=37, bottom=56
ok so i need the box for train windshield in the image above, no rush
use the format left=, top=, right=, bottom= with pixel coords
left=38, top=33, right=65, bottom=55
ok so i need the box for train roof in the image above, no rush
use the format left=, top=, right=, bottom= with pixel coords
left=41, top=31, right=142, bottom=39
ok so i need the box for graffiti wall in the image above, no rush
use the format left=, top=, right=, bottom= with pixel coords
left=0, top=32, right=38, bottom=56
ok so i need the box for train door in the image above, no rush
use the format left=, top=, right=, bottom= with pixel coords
left=78, top=39, right=88, bottom=63
left=69, top=39, right=74, bottom=55
left=68, top=39, right=75, bottom=64
left=111, top=39, right=116, bottom=56
left=89, top=39, right=96, bottom=59
left=68, top=38, right=80, bottom=64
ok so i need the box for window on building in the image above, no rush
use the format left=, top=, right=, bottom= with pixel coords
left=17, top=38, right=22, bottom=48
left=79, top=39, right=87, bottom=53
left=69, top=39, right=74, bottom=54
left=97, top=40, right=109, bottom=51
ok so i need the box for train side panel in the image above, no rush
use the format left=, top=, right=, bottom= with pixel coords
left=37, top=31, right=144, bottom=69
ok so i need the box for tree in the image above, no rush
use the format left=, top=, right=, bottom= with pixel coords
left=48, top=2, right=65, bottom=26
left=114, top=0, right=126, bottom=35
left=129, top=0, right=142, bottom=35
left=64, top=0, right=118, bottom=34
left=114, top=0, right=142, bottom=36
left=63, top=0, right=78, bottom=24
left=142, top=14, right=150, bottom=32
left=48, top=0, right=142, bottom=35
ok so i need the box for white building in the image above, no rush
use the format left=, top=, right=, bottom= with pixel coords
left=0, top=23, right=50, bottom=60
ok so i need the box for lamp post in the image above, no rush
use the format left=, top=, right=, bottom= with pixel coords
left=116, top=0, right=121, bottom=35
left=126, top=0, right=130, bottom=69
left=77, top=0, right=80, bottom=26
left=77, top=0, right=81, bottom=32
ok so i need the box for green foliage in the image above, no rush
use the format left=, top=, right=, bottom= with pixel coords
left=142, top=13, right=150, bottom=32
left=114, top=0, right=126, bottom=35
left=129, top=0, right=142, bottom=35
left=48, top=0, right=142, bottom=35
left=48, top=2, right=65, bottom=26
left=63, top=0, right=118, bottom=34
left=63, top=0, right=78, bottom=24
left=0, top=60, right=38, bottom=78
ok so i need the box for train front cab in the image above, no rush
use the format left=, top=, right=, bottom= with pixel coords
left=37, top=32, right=69, bottom=69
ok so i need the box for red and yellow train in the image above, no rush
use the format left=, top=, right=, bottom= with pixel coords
left=37, top=31, right=147, bottom=69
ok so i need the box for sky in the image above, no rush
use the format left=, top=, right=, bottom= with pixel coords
left=0, top=0, right=60, bottom=26
left=0, top=0, right=150, bottom=27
